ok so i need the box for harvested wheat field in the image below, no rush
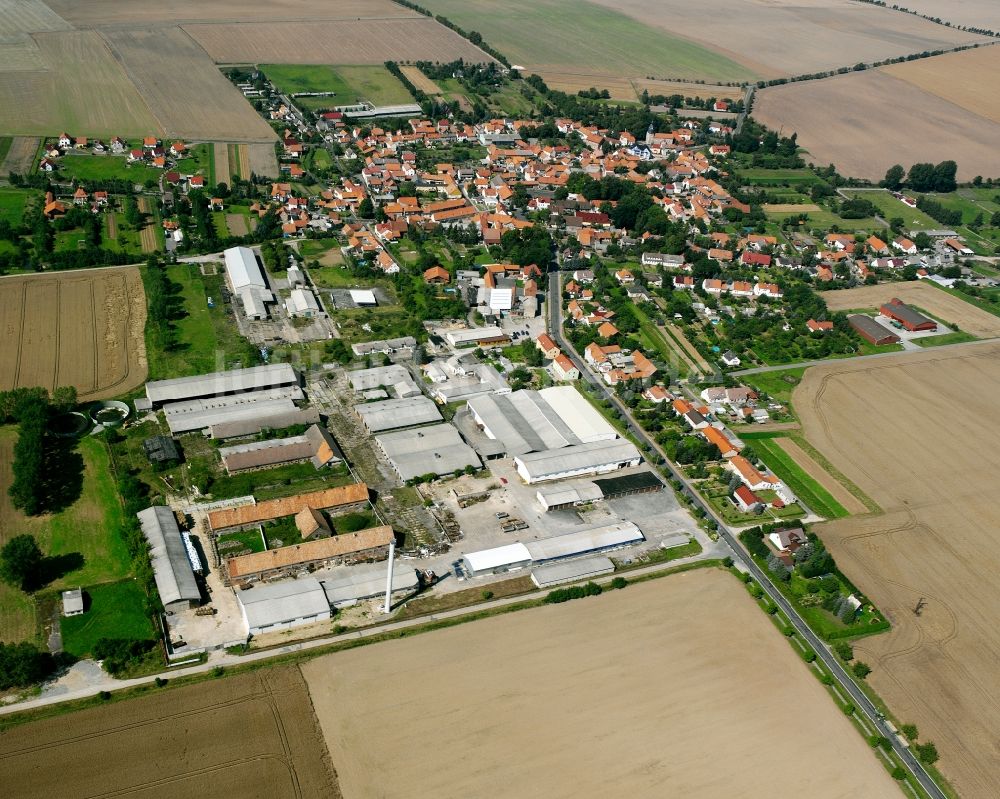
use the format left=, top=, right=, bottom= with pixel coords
left=543, top=73, right=640, bottom=101
left=879, top=0, right=1000, bottom=32
left=883, top=44, right=1000, bottom=125
left=795, top=342, right=1000, bottom=798
left=47, top=0, right=413, bottom=26
left=103, top=28, right=276, bottom=142
left=303, top=570, right=898, bottom=799
left=754, top=69, right=1000, bottom=180
left=774, top=437, right=868, bottom=515
left=185, top=18, right=495, bottom=66
left=763, top=202, right=821, bottom=213
left=213, top=141, right=231, bottom=183
left=0, top=267, right=147, bottom=399
left=399, top=64, right=441, bottom=95
left=821, top=282, right=1000, bottom=338
left=0, top=667, right=339, bottom=799
left=247, top=142, right=278, bottom=178
left=0, top=30, right=161, bottom=137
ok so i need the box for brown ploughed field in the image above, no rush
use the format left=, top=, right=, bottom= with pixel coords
left=302, top=570, right=899, bottom=799
left=0, top=267, right=147, bottom=399
left=0, top=667, right=340, bottom=799
left=821, top=282, right=1000, bottom=338
left=795, top=342, right=1000, bottom=798
left=399, top=65, right=441, bottom=95
left=754, top=69, right=1000, bottom=181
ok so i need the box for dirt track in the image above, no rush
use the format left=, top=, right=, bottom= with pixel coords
left=303, top=569, right=898, bottom=799
left=0, top=667, right=339, bottom=799
left=0, top=267, right=147, bottom=399
left=821, top=281, right=1000, bottom=338
left=795, top=342, right=1000, bottom=798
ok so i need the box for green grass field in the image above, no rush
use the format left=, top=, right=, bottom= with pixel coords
left=60, top=579, right=154, bottom=657
left=766, top=207, right=879, bottom=232
left=744, top=367, right=806, bottom=407
left=839, top=189, right=938, bottom=230
left=417, top=0, right=756, bottom=82
left=913, top=330, right=978, bottom=348
left=750, top=437, right=849, bottom=519
left=55, top=153, right=162, bottom=185
left=263, top=64, right=412, bottom=108
left=144, top=264, right=259, bottom=379
left=0, top=187, right=35, bottom=225
left=738, top=168, right=823, bottom=186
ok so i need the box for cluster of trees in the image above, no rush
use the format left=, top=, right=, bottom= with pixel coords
left=143, top=256, right=180, bottom=353
left=914, top=195, right=963, bottom=227
left=544, top=581, right=603, bottom=604
left=730, top=120, right=803, bottom=169
left=0, top=535, right=44, bottom=592
left=7, top=391, right=51, bottom=515
left=837, top=196, right=878, bottom=219
left=563, top=173, right=687, bottom=239
left=92, top=637, right=159, bottom=678
left=881, top=161, right=957, bottom=193
left=0, top=640, right=58, bottom=690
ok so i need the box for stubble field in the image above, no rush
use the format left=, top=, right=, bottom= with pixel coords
left=820, top=281, right=1000, bottom=338
left=754, top=65, right=1000, bottom=180
left=103, top=27, right=277, bottom=142
left=795, top=343, right=1000, bottom=798
left=873, top=0, right=1000, bottom=32
left=0, top=667, right=340, bottom=799
left=0, top=267, right=147, bottom=399
left=303, top=570, right=898, bottom=799
left=185, top=18, right=496, bottom=66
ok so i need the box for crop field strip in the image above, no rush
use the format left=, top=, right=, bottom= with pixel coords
left=797, top=343, right=1000, bottom=798
left=750, top=436, right=851, bottom=519
left=0, top=667, right=340, bottom=799
left=213, top=142, right=231, bottom=183
left=0, top=268, right=147, bottom=399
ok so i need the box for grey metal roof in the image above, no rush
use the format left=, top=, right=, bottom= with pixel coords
left=514, top=439, right=642, bottom=481
left=848, top=314, right=900, bottom=342
left=375, top=424, right=480, bottom=480
left=237, top=577, right=330, bottom=631
left=209, top=408, right=321, bottom=440
left=348, top=364, right=416, bottom=393
left=146, top=363, right=297, bottom=404
left=531, top=556, right=615, bottom=588
left=220, top=424, right=343, bottom=472
left=163, top=388, right=303, bottom=434
left=356, top=396, right=442, bottom=432
left=524, top=522, right=643, bottom=563
left=224, top=246, right=267, bottom=291
left=137, top=506, right=200, bottom=607
left=321, top=566, right=420, bottom=607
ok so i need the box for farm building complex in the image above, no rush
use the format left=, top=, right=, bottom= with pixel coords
left=879, top=298, right=937, bottom=331
left=848, top=315, right=901, bottom=346
left=207, top=483, right=370, bottom=532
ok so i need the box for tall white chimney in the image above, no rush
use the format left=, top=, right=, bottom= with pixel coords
left=383, top=538, right=396, bottom=614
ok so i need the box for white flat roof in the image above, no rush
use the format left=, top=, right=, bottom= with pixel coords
left=538, top=386, right=617, bottom=443
left=463, top=542, right=531, bottom=573
left=349, top=289, right=377, bottom=305
left=146, top=363, right=297, bottom=404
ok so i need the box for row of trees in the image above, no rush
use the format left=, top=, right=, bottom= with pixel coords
left=881, top=161, right=957, bottom=193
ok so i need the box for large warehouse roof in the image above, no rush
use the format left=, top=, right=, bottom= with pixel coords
left=137, top=506, right=200, bottom=608
left=531, top=556, right=615, bottom=588
left=224, top=246, right=267, bottom=291
left=524, top=522, right=643, bottom=563
left=237, top=577, right=330, bottom=632
left=356, top=396, right=442, bottom=432
left=163, top=388, right=303, bottom=434
left=146, top=363, right=298, bottom=404
left=348, top=364, right=417, bottom=394
left=467, top=387, right=615, bottom=456
left=209, top=408, right=321, bottom=440
left=208, top=483, right=369, bottom=531
left=219, top=425, right=343, bottom=473
left=515, top=439, right=642, bottom=483
left=375, top=424, right=480, bottom=481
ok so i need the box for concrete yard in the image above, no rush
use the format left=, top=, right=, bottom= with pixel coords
left=302, top=569, right=899, bottom=799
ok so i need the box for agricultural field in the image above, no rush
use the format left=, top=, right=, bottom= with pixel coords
left=54, top=152, right=162, bottom=185
left=303, top=569, right=899, bottom=798
left=754, top=69, right=1000, bottom=181
left=0, top=30, right=162, bottom=137
left=0, top=429, right=132, bottom=641
left=585, top=0, right=985, bottom=78
left=0, top=136, right=39, bottom=176
left=795, top=342, right=1000, bottom=798
left=102, top=28, right=277, bottom=143
left=878, top=0, right=1000, bottom=34
left=0, top=667, right=340, bottom=799
left=0, top=268, right=147, bottom=399
left=764, top=204, right=879, bottom=232
left=46, top=0, right=411, bottom=25
left=399, top=64, right=441, bottom=95
left=417, top=0, right=756, bottom=84
left=882, top=45, right=1000, bottom=126
left=820, top=281, right=1000, bottom=339
left=335, top=65, right=413, bottom=106
left=749, top=436, right=852, bottom=519
left=246, top=142, right=278, bottom=178
left=185, top=18, right=495, bottom=66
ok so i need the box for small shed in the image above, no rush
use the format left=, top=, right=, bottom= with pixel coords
left=62, top=588, right=85, bottom=617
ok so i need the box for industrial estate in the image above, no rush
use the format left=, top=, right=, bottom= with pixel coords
left=1, top=1, right=999, bottom=798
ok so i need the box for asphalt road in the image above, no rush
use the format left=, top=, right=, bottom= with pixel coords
left=547, top=271, right=946, bottom=799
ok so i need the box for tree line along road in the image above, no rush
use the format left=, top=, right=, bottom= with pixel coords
left=546, top=270, right=947, bottom=799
